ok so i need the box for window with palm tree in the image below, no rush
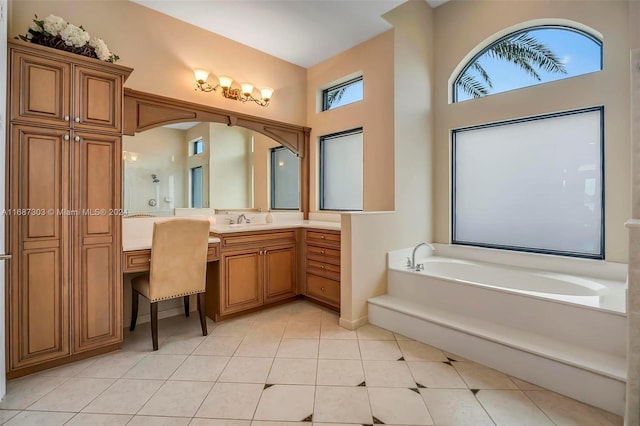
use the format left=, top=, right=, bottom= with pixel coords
left=453, top=26, right=602, bottom=102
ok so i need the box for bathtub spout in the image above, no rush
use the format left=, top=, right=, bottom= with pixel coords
left=411, top=243, right=435, bottom=270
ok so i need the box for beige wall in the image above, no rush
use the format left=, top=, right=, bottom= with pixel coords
left=433, top=0, right=631, bottom=262
left=9, top=0, right=307, bottom=125
left=209, top=125, right=252, bottom=208
left=306, top=30, right=395, bottom=212
left=340, top=0, right=435, bottom=327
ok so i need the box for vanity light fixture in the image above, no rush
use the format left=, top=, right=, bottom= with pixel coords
left=194, top=69, right=273, bottom=107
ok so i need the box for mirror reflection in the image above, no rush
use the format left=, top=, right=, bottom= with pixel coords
left=123, top=122, right=299, bottom=216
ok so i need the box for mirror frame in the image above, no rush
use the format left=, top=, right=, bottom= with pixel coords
left=123, top=88, right=310, bottom=217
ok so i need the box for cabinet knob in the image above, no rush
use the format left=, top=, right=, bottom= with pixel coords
left=320, top=235, right=325, bottom=239
left=321, top=287, right=325, bottom=291
left=320, top=250, right=325, bottom=254
left=74, top=136, right=80, bottom=142
left=74, top=117, right=80, bottom=123
left=64, top=115, right=70, bottom=122
left=320, top=265, right=325, bottom=269
left=64, top=135, right=70, bottom=141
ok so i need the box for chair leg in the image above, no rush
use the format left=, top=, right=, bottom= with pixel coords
left=130, top=289, right=139, bottom=331
left=197, top=292, right=208, bottom=336
left=151, top=302, right=159, bottom=351
left=184, top=295, right=190, bottom=317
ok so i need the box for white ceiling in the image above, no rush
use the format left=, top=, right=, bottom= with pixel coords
left=130, top=0, right=446, bottom=68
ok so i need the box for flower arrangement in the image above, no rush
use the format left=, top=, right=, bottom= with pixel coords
left=18, top=14, right=119, bottom=63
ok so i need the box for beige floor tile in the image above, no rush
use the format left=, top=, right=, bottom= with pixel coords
left=0, top=410, right=20, bottom=424
left=443, top=351, right=472, bottom=362
left=362, top=360, right=416, bottom=388
left=0, top=375, right=68, bottom=409
left=2, top=411, right=75, bottom=426
left=76, top=351, right=147, bottom=379
left=283, top=322, right=321, bottom=339
left=246, top=322, right=287, bottom=338
left=525, top=390, right=623, bottom=426
left=127, top=416, right=191, bottom=426
left=82, top=379, right=164, bottom=415
left=453, top=362, right=519, bottom=390
left=420, top=388, right=494, bottom=426
left=34, top=357, right=98, bottom=378
left=170, top=355, right=229, bottom=381
left=123, top=354, right=187, bottom=380
left=356, top=324, right=395, bottom=340
left=510, top=377, right=545, bottom=391
left=358, top=340, right=402, bottom=360
left=394, top=332, right=413, bottom=341
left=234, top=337, right=281, bottom=357
left=253, top=385, right=314, bottom=421
left=312, top=424, right=362, bottom=426
left=289, top=311, right=323, bottom=325
left=267, top=358, right=317, bottom=385
left=251, top=422, right=306, bottom=426
left=65, top=413, right=132, bottom=425
left=195, top=382, right=264, bottom=419
left=193, top=336, right=243, bottom=356
left=407, top=361, right=467, bottom=389
left=218, top=357, right=273, bottom=383
left=138, top=380, right=213, bottom=417
left=320, top=323, right=357, bottom=340
left=313, top=386, right=372, bottom=424
left=210, top=320, right=254, bottom=337
left=398, top=340, right=447, bottom=362
left=190, top=420, right=250, bottom=426
left=368, top=387, right=433, bottom=425
left=276, top=338, right=319, bottom=358
left=157, top=334, right=208, bottom=355
left=476, top=389, right=554, bottom=425
left=27, top=377, right=114, bottom=412
left=318, top=339, right=360, bottom=360
left=316, top=359, right=365, bottom=386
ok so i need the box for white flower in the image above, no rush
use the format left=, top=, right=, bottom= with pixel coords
left=59, top=23, right=90, bottom=47
left=42, top=14, right=67, bottom=36
left=89, top=38, right=112, bottom=61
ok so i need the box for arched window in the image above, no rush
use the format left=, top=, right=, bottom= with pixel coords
left=453, top=25, right=602, bottom=102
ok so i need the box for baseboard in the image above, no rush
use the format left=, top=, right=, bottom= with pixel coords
left=339, top=314, right=368, bottom=330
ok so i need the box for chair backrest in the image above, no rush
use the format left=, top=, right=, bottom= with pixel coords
left=148, top=218, right=210, bottom=302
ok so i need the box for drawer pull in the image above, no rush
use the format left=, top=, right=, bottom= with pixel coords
left=148, top=259, right=151, bottom=262
left=320, top=265, right=325, bottom=269
left=320, top=235, right=325, bottom=239
left=320, top=250, right=325, bottom=254
left=321, top=287, right=325, bottom=291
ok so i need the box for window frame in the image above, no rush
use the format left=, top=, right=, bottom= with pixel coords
left=270, top=146, right=300, bottom=211
left=319, top=127, right=364, bottom=212
left=451, top=25, right=603, bottom=103
left=451, top=106, right=605, bottom=259
left=190, top=165, right=204, bottom=208
left=192, top=139, right=204, bottom=156
left=322, top=76, right=364, bottom=111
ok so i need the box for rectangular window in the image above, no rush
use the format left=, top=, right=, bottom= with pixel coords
left=192, top=139, right=204, bottom=155
left=452, top=107, right=604, bottom=259
left=190, top=166, right=203, bottom=208
left=320, top=128, right=363, bottom=211
left=322, top=76, right=363, bottom=111
left=270, top=147, right=300, bottom=210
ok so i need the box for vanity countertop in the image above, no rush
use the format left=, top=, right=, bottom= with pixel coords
left=210, top=220, right=341, bottom=234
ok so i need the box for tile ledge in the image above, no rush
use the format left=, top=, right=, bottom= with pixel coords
left=625, top=219, right=640, bottom=228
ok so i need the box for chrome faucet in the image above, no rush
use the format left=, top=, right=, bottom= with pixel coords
left=410, top=242, right=435, bottom=270
left=236, top=213, right=250, bottom=224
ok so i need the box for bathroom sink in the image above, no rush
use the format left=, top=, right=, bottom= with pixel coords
left=228, top=223, right=266, bottom=228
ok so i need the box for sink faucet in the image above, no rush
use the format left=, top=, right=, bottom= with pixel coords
left=237, top=214, right=249, bottom=224
left=410, top=242, right=435, bottom=270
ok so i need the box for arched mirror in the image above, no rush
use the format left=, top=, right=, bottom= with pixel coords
left=122, top=89, right=310, bottom=217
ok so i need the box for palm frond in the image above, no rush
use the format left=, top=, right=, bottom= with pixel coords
left=456, top=74, right=490, bottom=99
left=486, top=32, right=567, bottom=77
left=472, top=62, right=493, bottom=88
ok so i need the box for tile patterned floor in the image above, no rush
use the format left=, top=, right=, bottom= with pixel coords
left=0, top=300, right=624, bottom=425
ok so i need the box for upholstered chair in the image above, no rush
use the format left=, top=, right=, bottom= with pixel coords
left=130, top=218, right=210, bottom=350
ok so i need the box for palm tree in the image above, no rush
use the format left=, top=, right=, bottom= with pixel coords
left=456, top=32, right=568, bottom=99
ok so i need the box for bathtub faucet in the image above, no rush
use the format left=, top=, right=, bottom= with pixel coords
left=410, top=242, right=435, bottom=270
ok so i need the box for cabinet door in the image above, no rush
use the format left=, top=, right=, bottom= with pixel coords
left=72, top=132, right=122, bottom=352
left=263, top=243, right=297, bottom=303
left=10, top=50, right=71, bottom=127
left=220, top=248, right=263, bottom=315
left=8, top=125, right=71, bottom=369
left=73, top=66, right=123, bottom=133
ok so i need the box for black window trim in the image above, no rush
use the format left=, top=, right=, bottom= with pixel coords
left=452, top=25, right=604, bottom=103
left=270, top=146, right=300, bottom=211
left=451, top=105, right=605, bottom=260
left=322, top=76, right=364, bottom=111
left=319, top=127, right=364, bottom=212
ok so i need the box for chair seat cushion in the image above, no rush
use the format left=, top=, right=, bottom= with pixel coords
left=131, top=274, right=151, bottom=299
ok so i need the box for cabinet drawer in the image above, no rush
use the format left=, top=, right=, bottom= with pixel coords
left=307, top=245, right=340, bottom=265
left=307, top=259, right=340, bottom=280
left=123, top=250, right=150, bottom=273
left=207, top=243, right=220, bottom=261
left=217, top=230, right=296, bottom=249
left=306, top=274, right=340, bottom=306
left=306, top=230, right=340, bottom=247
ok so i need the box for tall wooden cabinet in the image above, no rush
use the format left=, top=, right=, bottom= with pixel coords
left=6, top=40, right=132, bottom=377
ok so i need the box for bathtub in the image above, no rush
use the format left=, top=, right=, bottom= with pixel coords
left=368, top=244, right=628, bottom=415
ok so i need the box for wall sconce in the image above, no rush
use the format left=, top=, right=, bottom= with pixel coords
left=194, top=69, right=273, bottom=107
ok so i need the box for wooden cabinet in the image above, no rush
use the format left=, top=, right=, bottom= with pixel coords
left=304, top=229, right=341, bottom=310
left=6, top=40, right=132, bottom=377
left=207, top=230, right=297, bottom=321
left=123, top=242, right=220, bottom=273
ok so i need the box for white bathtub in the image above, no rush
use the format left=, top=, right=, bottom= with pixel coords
left=368, top=244, right=628, bottom=415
